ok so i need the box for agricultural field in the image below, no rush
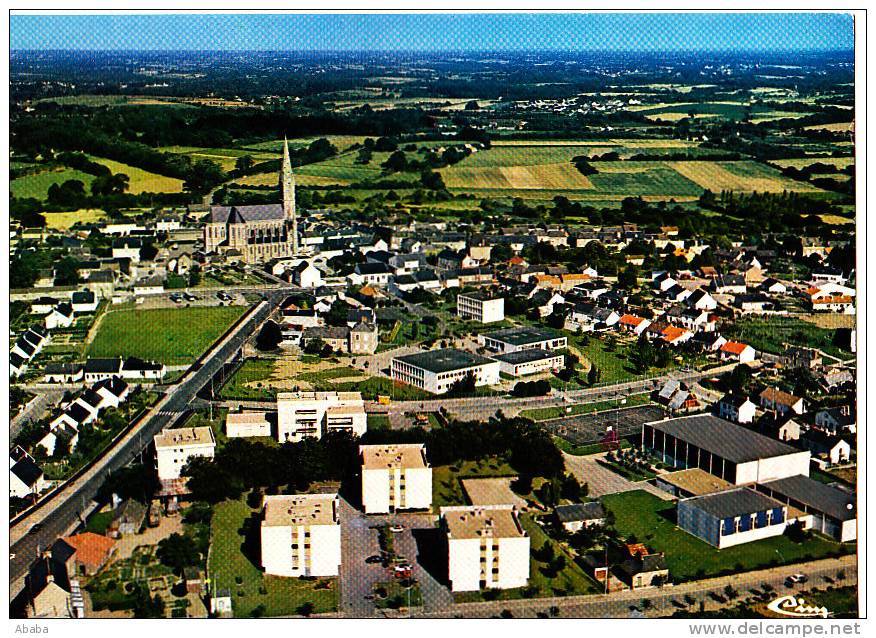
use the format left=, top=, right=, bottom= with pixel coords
left=87, top=156, right=185, bottom=193
left=804, top=122, right=854, bottom=132
left=33, top=94, right=193, bottom=108
left=42, top=208, right=109, bottom=230
left=238, top=135, right=368, bottom=153
left=158, top=146, right=278, bottom=171
left=10, top=167, right=95, bottom=200
left=772, top=156, right=856, bottom=170
left=87, top=306, right=246, bottom=365
left=666, top=160, right=823, bottom=193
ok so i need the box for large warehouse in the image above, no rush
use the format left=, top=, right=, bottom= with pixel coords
left=390, top=348, right=500, bottom=394
left=756, top=475, right=857, bottom=542
left=642, top=415, right=811, bottom=484
left=677, top=487, right=788, bottom=549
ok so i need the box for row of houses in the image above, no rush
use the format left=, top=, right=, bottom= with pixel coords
left=10, top=324, right=51, bottom=378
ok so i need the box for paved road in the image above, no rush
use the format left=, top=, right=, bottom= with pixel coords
left=10, top=389, right=65, bottom=441
left=9, top=288, right=299, bottom=597
left=414, top=554, right=858, bottom=619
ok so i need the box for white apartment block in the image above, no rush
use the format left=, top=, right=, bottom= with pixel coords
left=457, top=292, right=505, bottom=323
left=390, top=348, right=500, bottom=395
left=360, top=444, right=432, bottom=514
left=277, top=391, right=367, bottom=443
left=260, top=493, right=341, bottom=577
left=442, top=505, right=530, bottom=592
left=154, top=427, right=216, bottom=480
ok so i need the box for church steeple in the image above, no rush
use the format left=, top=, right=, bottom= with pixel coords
left=281, top=136, right=298, bottom=254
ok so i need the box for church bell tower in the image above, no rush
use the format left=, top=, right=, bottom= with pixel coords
left=281, top=136, right=298, bottom=254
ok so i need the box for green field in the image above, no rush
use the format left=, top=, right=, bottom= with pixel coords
left=87, top=306, right=246, bottom=365
left=88, top=156, right=185, bottom=193
left=602, top=490, right=850, bottom=582
left=772, top=157, right=856, bottom=170
left=10, top=168, right=95, bottom=200
left=209, top=496, right=339, bottom=617
left=218, top=358, right=276, bottom=399
left=159, top=146, right=278, bottom=171
left=724, top=316, right=852, bottom=359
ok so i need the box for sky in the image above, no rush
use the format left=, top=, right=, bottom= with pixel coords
left=10, top=13, right=854, bottom=53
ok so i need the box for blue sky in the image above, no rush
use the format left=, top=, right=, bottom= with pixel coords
left=10, top=13, right=854, bottom=52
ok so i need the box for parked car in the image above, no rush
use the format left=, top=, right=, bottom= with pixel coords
left=786, top=573, right=808, bottom=585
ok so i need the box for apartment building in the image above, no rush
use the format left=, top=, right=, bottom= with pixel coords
left=276, top=391, right=367, bottom=443
left=260, top=493, right=341, bottom=577
left=456, top=291, right=505, bottom=323
left=153, top=427, right=216, bottom=480
left=391, top=348, right=500, bottom=395
left=441, top=505, right=530, bottom=592
left=360, top=444, right=432, bottom=514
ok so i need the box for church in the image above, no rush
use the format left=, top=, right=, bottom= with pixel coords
left=203, top=138, right=299, bottom=263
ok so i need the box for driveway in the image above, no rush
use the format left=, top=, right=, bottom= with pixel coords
left=563, top=452, right=672, bottom=500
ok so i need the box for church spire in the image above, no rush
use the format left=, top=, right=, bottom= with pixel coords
left=281, top=136, right=298, bottom=254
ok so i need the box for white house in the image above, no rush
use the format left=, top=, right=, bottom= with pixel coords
left=717, top=394, right=757, bottom=424
left=261, top=493, right=341, bottom=577
left=10, top=448, right=48, bottom=499
left=45, top=303, right=74, bottom=330
left=360, top=444, right=433, bottom=514
left=719, top=341, right=756, bottom=364
left=759, top=387, right=805, bottom=416
left=153, top=427, right=216, bottom=480
left=291, top=262, right=324, bottom=289
left=225, top=412, right=272, bottom=438
left=442, top=505, right=530, bottom=592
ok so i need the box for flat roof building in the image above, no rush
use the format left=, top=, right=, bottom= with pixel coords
left=678, top=488, right=787, bottom=548
left=261, top=493, right=341, bottom=577
left=642, top=415, right=810, bottom=485
left=457, top=291, right=505, bottom=324
left=391, top=348, right=500, bottom=394
left=360, top=444, right=432, bottom=514
left=154, top=427, right=216, bottom=480
left=756, top=475, right=856, bottom=542
left=441, top=505, right=530, bottom=592
left=277, top=391, right=366, bottom=443
left=492, top=349, right=565, bottom=378
left=655, top=468, right=735, bottom=499
left=478, top=326, right=567, bottom=353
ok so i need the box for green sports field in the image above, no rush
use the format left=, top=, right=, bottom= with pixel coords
left=86, top=306, right=246, bottom=365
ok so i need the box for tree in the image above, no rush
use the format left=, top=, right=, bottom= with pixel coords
left=255, top=320, right=283, bottom=351
left=511, top=474, right=532, bottom=495
left=382, top=150, right=408, bottom=173
left=560, top=474, right=581, bottom=501
left=587, top=364, right=600, bottom=385
left=235, top=155, right=255, bottom=172
left=464, top=100, right=480, bottom=110
left=54, top=256, right=81, bottom=286
left=618, top=264, right=639, bottom=290
left=156, top=533, right=200, bottom=572
left=303, top=338, right=325, bottom=355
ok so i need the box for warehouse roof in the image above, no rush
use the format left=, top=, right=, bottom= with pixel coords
left=482, top=326, right=564, bottom=346
left=681, top=488, right=784, bottom=519
left=645, top=415, right=804, bottom=463
left=393, top=348, right=495, bottom=374
left=758, top=475, right=856, bottom=522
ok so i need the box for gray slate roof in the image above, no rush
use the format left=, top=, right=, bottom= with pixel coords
left=210, top=204, right=285, bottom=224
left=682, top=487, right=784, bottom=518
left=759, top=475, right=856, bottom=522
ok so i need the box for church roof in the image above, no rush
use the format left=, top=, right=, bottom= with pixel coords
left=209, top=204, right=285, bottom=224
left=227, top=207, right=246, bottom=225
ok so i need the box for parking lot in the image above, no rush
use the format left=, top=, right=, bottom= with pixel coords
left=542, top=405, right=667, bottom=446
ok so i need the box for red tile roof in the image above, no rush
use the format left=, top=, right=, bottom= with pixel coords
left=720, top=341, right=750, bottom=355
left=63, top=532, right=115, bottom=571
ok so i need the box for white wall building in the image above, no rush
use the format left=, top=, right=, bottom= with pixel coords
left=442, top=505, right=530, bottom=592
left=276, top=391, right=367, bottom=443
left=261, top=493, right=341, bottom=577
left=457, top=292, right=505, bottom=323
left=225, top=412, right=272, bottom=438
left=492, top=349, right=564, bottom=377
left=391, top=348, right=500, bottom=395
left=360, top=444, right=433, bottom=514
left=154, top=427, right=217, bottom=480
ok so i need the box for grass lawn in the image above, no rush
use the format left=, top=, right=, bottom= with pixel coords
left=87, top=306, right=246, bottom=365
left=85, top=510, right=116, bottom=534
left=367, top=414, right=391, bottom=430
left=10, top=168, right=96, bottom=200
left=454, top=513, right=600, bottom=603
left=432, top=457, right=516, bottom=509
left=42, top=208, right=109, bottom=230
left=520, top=393, right=652, bottom=421
left=373, top=579, right=424, bottom=610
left=602, top=490, right=852, bottom=582
left=554, top=437, right=632, bottom=456
left=88, top=156, right=185, bottom=193
left=219, top=358, right=277, bottom=399
left=573, top=336, right=637, bottom=383
left=724, top=316, right=852, bottom=359
left=209, top=496, right=339, bottom=617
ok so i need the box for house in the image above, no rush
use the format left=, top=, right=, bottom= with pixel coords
left=42, top=363, right=84, bottom=384
left=815, top=405, right=856, bottom=435
left=45, top=303, right=74, bottom=329
left=617, top=550, right=669, bottom=589
left=759, top=387, right=805, bottom=416
left=814, top=367, right=854, bottom=393
left=554, top=502, right=606, bottom=533
left=84, top=358, right=124, bottom=383
left=656, top=380, right=698, bottom=412
left=734, top=294, right=777, bottom=314
left=109, top=498, right=149, bottom=537
left=678, top=488, right=788, bottom=548
left=348, top=262, right=393, bottom=286
left=346, top=307, right=377, bottom=328
left=760, top=278, right=788, bottom=295
left=24, top=553, right=78, bottom=618
left=360, top=444, right=433, bottom=514
left=133, top=275, right=165, bottom=296
left=664, top=284, right=692, bottom=303
left=153, top=427, right=217, bottom=480
left=799, top=431, right=851, bottom=465
left=290, top=261, right=323, bottom=289
left=301, top=325, right=351, bottom=353
left=391, top=348, right=500, bottom=395
left=225, top=411, right=272, bottom=438
left=661, top=325, right=693, bottom=346
left=93, top=376, right=130, bottom=408
left=783, top=346, right=822, bottom=370
left=686, top=288, right=718, bottom=311
left=719, top=341, right=756, bottom=364
left=10, top=352, right=28, bottom=378
left=70, top=290, right=98, bottom=313
left=530, top=290, right=566, bottom=318
left=810, top=294, right=854, bottom=314
left=652, top=271, right=677, bottom=292
left=277, top=391, right=367, bottom=442
left=810, top=266, right=847, bottom=285
left=122, top=357, right=166, bottom=381
left=441, top=505, right=530, bottom=592
left=568, top=302, right=619, bottom=332
left=690, top=332, right=727, bottom=353
left=31, top=296, right=59, bottom=315
left=60, top=533, right=116, bottom=576
left=617, top=314, right=651, bottom=336
left=710, top=274, right=747, bottom=295
left=10, top=449, right=48, bottom=499
left=261, top=493, right=341, bottom=577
